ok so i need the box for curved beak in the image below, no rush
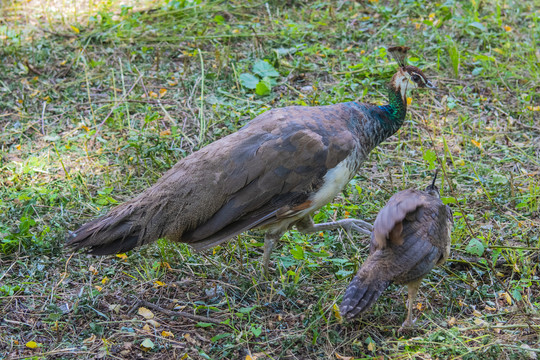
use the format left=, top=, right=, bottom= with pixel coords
left=426, top=80, right=438, bottom=91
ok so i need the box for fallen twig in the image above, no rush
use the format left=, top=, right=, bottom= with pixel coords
left=135, top=299, right=225, bottom=326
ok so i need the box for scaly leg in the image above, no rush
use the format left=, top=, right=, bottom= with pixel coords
left=262, top=231, right=283, bottom=276
left=295, top=216, right=373, bottom=236
left=399, top=278, right=423, bottom=331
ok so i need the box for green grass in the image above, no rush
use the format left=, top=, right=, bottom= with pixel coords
left=1, top=0, right=539, bottom=359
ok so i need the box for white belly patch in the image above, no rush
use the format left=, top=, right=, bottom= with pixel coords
left=303, top=154, right=358, bottom=216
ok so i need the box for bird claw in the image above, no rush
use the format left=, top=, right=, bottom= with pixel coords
left=341, top=219, right=373, bottom=236
left=398, top=317, right=417, bottom=333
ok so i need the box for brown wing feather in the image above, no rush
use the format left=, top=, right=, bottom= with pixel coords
left=67, top=103, right=359, bottom=254
left=372, top=189, right=428, bottom=249
left=341, top=187, right=453, bottom=318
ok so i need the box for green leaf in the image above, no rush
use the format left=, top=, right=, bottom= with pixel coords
left=335, top=269, right=354, bottom=278
left=290, top=245, right=305, bottom=260
left=465, top=238, right=484, bottom=256
left=468, top=22, right=486, bottom=31
left=255, top=78, right=272, bottom=96
left=140, top=338, right=154, bottom=349
left=239, top=73, right=259, bottom=89
left=423, top=149, right=437, bottom=170
left=196, top=322, right=214, bottom=328
left=238, top=305, right=257, bottom=314
left=472, top=67, right=483, bottom=76
left=213, top=15, right=225, bottom=24
left=253, top=60, right=279, bottom=78
left=441, top=196, right=457, bottom=204
left=211, top=333, right=231, bottom=342
left=511, top=288, right=522, bottom=301
left=251, top=325, right=262, bottom=337
left=491, top=174, right=508, bottom=185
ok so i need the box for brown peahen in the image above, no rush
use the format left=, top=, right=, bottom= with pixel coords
left=67, top=46, right=437, bottom=273
left=339, top=172, right=453, bottom=329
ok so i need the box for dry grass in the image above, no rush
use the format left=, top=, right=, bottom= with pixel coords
left=1, top=0, right=539, bottom=359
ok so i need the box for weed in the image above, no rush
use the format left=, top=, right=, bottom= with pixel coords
left=1, top=0, right=539, bottom=359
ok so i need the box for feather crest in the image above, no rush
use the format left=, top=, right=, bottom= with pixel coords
left=388, top=46, right=410, bottom=68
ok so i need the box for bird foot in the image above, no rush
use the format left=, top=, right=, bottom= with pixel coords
left=398, top=318, right=417, bottom=333
left=339, top=218, right=373, bottom=236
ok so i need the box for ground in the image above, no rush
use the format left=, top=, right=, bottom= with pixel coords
left=0, top=0, right=539, bottom=359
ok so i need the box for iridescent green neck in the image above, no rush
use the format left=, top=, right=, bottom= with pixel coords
left=378, top=85, right=407, bottom=127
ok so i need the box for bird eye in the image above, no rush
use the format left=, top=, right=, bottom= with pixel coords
left=411, top=74, right=421, bottom=82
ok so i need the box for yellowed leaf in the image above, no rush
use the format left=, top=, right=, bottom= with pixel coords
left=154, top=280, right=166, bottom=287
left=367, top=341, right=376, bottom=352
left=161, top=262, right=172, bottom=270
left=526, top=105, right=540, bottom=111
left=142, top=324, right=151, bottom=332
left=332, top=304, right=342, bottom=322
left=149, top=91, right=158, bottom=98
left=335, top=353, right=354, bottom=360
left=101, top=276, right=109, bottom=285
left=116, top=253, right=127, bottom=260
left=16, top=144, right=21, bottom=150
left=146, top=319, right=160, bottom=328
left=159, top=129, right=171, bottom=136
left=485, top=305, right=496, bottom=312
left=501, top=292, right=512, bottom=305
left=471, top=139, right=482, bottom=149
left=109, top=304, right=121, bottom=313
left=168, top=80, right=178, bottom=86
left=503, top=25, right=512, bottom=32
left=26, top=341, right=39, bottom=349
left=159, top=88, right=167, bottom=97
left=406, top=97, right=412, bottom=106
left=448, top=317, right=457, bottom=326
left=474, top=318, right=487, bottom=326
left=89, top=265, right=98, bottom=275
left=70, top=25, right=80, bottom=33
left=472, top=309, right=482, bottom=317
left=138, top=307, right=155, bottom=319
left=162, top=330, right=174, bottom=338
left=416, top=302, right=423, bottom=311
left=245, top=356, right=254, bottom=360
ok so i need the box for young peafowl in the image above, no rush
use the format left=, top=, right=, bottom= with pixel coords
left=67, top=46, right=437, bottom=274
left=339, top=172, right=453, bottom=330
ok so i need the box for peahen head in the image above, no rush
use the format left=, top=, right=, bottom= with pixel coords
left=388, top=46, right=437, bottom=102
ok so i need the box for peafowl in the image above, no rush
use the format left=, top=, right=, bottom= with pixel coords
left=339, top=171, right=453, bottom=329
left=67, top=46, right=437, bottom=274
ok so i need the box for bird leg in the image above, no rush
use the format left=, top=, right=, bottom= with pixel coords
left=262, top=231, right=283, bottom=276
left=399, top=278, right=423, bottom=331
left=295, top=216, right=373, bottom=236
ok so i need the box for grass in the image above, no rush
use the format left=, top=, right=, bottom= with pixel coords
left=0, top=0, right=539, bottom=358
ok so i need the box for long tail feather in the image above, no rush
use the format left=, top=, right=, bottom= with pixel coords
left=66, top=202, right=151, bottom=255
left=340, top=273, right=390, bottom=319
